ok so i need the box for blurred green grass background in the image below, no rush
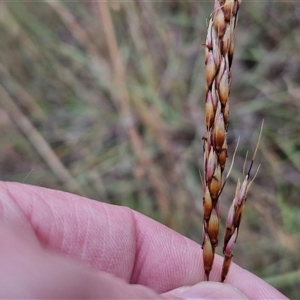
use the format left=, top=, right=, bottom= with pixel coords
left=0, top=1, right=299, bottom=297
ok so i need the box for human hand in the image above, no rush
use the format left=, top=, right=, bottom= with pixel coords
left=0, top=182, right=287, bottom=299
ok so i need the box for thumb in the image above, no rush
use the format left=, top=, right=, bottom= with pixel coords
left=163, top=282, right=249, bottom=299
left=0, top=219, right=164, bottom=299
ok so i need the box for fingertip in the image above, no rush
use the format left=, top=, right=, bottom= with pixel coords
left=163, top=282, right=249, bottom=300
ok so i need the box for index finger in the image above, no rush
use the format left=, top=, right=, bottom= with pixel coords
left=0, top=181, right=286, bottom=299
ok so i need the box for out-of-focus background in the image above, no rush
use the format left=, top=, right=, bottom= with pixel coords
left=0, top=1, right=299, bottom=297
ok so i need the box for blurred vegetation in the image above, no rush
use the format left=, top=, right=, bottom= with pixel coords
left=0, top=1, right=299, bottom=297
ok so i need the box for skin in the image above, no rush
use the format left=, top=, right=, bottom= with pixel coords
left=0, top=181, right=287, bottom=299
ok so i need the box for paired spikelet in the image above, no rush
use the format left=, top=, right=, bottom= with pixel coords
left=202, top=0, right=241, bottom=281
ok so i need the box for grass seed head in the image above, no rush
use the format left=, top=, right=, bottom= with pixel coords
left=202, top=0, right=240, bottom=281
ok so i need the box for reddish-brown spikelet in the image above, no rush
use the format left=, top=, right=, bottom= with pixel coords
left=213, top=108, right=226, bottom=151
left=206, top=91, right=215, bottom=129
left=203, top=186, right=213, bottom=222
left=221, top=228, right=237, bottom=282
left=213, top=6, right=227, bottom=37
left=221, top=175, right=250, bottom=282
left=209, top=164, right=222, bottom=201
left=206, top=52, right=217, bottom=88
left=218, top=140, right=228, bottom=171
left=203, top=233, right=214, bottom=280
left=202, top=0, right=241, bottom=280
left=207, top=208, right=219, bottom=248
left=218, top=68, right=230, bottom=107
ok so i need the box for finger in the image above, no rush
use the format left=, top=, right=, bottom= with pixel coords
left=0, top=182, right=287, bottom=299
left=0, top=219, right=164, bottom=299
left=163, top=282, right=249, bottom=299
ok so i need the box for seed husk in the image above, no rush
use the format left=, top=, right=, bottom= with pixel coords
left=207, top=208, right=219, bottom=248
left=202, top=233, right=214, bottom=280
left=213, top=110, right=226, bottom=151
left=206, top=51, right=217, bottom=88
left=203, top=186, right=213, bottom=222
left=213, top=5, right=226, bottom=38
left=209, top=164, right=222, bottom=201
left=206, top=91, right=215, bottom=129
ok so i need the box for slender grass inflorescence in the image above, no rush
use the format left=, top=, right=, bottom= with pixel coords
left=221, top=123, right=262, bottom=282
left=221, top=175, right=249, bottom=282
left=202, top=0, right=241, bottom=281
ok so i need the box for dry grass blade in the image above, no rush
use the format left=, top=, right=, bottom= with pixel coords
left=202, top=0, right=241, bottom=281
left=98, top=2, right=172, bottom=225
left=45, top=0, right=102, bottom=62
left=0, top=85, right=85, bottom=196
